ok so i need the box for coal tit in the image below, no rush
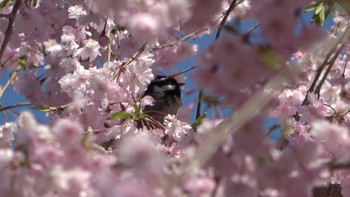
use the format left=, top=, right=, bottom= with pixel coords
left=101, top=75, right=184, bottom=149
left=140, top=75, right=184, bottom=128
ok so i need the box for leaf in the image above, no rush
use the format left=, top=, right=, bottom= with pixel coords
left=0, top=0, right=10, bottom=9
left=258, top=48, right=282, bottom=69
left=203, top=95, right=221, bottom=107
left=33, top=105, right=52, bottom=112
left=18, top=58, right=26, bottom=67
left=191, top=113, right=207, bottom=129
left=315, top=2, right=324, bottom=14
left=107, top=111, right=131, bottom=120
left=280, top=123, right=292, bottom=136
left=318, top=6, right=325, bottom=24
left=305, top=3, right=316, bottom=12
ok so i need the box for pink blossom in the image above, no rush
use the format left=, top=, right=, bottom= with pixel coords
left=182, top=0, right=224, bottom=33
left=115, top=37, right=144, bottom=58
left=0, top=0, right=349, bottom=196
left=68, top=5, right=87, bottom=19
left=155, top=42, right=198, bottom=68
left=76, top=39, right=101, bottom=62
left=13, top=71, right=46, bottom=104
left=59, top=57, right=81, bottom=73
left=119, top=133, right=164, bottom=170
left=128, top=13, right=159, bottom=41
left=52, top=119, right=84, bottom=149
left=184, top=177, right=215, bottom=197
left=51, top=167, right=93, bottom=197
left=164, top=114, right=193, bottom=143
left=141, top=95, right=155, bottom=108
left=120, top=54, right=154, bottom=95
left=59, top=65, right=91, bottom=98
left=310, top=120, right=350, bottom=161
left=0, top=123, right=16, bottom=147
left=0, top=149, right=14, bottom=164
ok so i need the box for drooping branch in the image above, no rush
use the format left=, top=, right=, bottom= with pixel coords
left=151, top=27, right=208, bottom=52
left=0, top=0, right=22, bottom=67
left=0, top=66, right=21, bottom=98
left=0, top=102, right=32, bottom=112
left=195, top=0, right=241, bottom=122
left=112, top=42, right=147, bottom=80
left=187, top=21, right=350, bottom=172
left=314, top=44, right=344, bottom=97
left=215, top=0, right=239, bottom=40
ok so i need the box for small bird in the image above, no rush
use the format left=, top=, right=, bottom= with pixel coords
left=101, top=75, right=184, bottom=150
left=140, top=75, right=184, bottom=129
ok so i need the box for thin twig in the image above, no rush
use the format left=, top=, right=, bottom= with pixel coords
left=112, top=42, right=147, bottom=79
left=151, top=28, right=208, bottom=52
left=195, top=90, right=203, bottom=121
left=329, top=160, right=350, bottom=170
left=342, top=60, right=347, bottom=78
left=105, top=18, right=112, bottom=68
left=301, top=51, right=334, bottom=105
left=0, top=66, right=21, bottom=98
left=215, top=0, right=238, bottom=40
left=243, top=23, right=260, bottom=36
left=314, top=44, right=344, bottom=97
left=0, top=102, right=32, bottom=112
left=0, top=0, right=22, bottom=67
left=158, top=66, right=197, bottom=82
left=195, top=0, right=240, bottom=121
left=0, top=14, right=11, bottom=18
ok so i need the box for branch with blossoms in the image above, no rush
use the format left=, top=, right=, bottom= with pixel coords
left=112, top=42, right=148, bottom=79
left=2, top=0, right=350, bottom=197
left=0, top=0, right=22, bottom=67
left=195, top=0, right=243, bottom=121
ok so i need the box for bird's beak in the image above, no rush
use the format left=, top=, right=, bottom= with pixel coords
left=179, top=83, right=185, bottom=86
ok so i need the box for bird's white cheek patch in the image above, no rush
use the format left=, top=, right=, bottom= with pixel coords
left=154, top=84, right=175, bottom=92
left=163, top=84, right=175, bottom=91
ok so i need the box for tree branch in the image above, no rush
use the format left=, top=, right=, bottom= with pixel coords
left=186, top=23, right=350, bottom=172
left=0, top=0, right=22, bottom=67
left=151, top=27, right=208, bottom=52
left=301, top=49, right=334, bottom=105
left=112, top=42, right=147, bottom=80
left=0, top=66, right=21, bottom=98
left=0, top=102, right=32, bottom=112
left=215, top=0, right=239, bottom=40
left=195, top=0, right=241, bottom=122
left=314, top=44, right=344, bottom=97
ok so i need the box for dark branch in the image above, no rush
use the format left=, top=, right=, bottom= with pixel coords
left=0, top=0, right=22, bottom=67
left=215, top=0, right=238, bottom=40
left=314, top=45, right=344, bottom=97
left=0, top=102, right=32, bottom=112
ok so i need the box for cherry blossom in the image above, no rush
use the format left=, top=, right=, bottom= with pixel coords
left=1, top=0, right=350, bottom=196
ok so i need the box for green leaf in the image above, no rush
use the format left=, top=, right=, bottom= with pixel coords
left=305, top=4, right=316, bottom=12
left=258, top=48, right=282, bottom=69
left=203, top=96, right=220, bottom=107
left=315, top=2, right=324, bottom=14
left=319, top=6, right=325, bottom=24
left=191, top=113, right=207, bottom=129
left=280, top=123, right=292, bottom=136
left=33, top=105, right=52, bottom=112
left=107, top=111, right=131, bottom=120
left=0, top=0, right=10, bottom=9
left=18, top=58, right=26, bottom=67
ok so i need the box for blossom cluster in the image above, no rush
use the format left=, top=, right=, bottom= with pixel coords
left=0, top=0, right=350, bottom=196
